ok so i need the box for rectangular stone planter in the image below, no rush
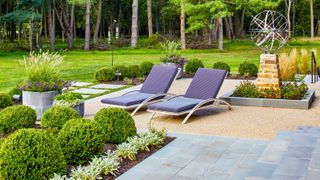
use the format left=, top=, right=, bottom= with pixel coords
left=220, top=90, right=316, bottom=109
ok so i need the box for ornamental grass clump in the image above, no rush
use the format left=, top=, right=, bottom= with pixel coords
left=279, top=48, right=298, bottom=81
left=300, top=49, right=309, bottom=74
left=0, top=129, right=66, bottom=179
left=20, top=51, right=70, bottom=92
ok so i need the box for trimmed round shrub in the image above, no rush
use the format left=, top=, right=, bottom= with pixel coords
left=126, top=65, right=142, bottom=78
left=238, top=61, right=258, bottom=77
left=0, top=105, right=36, bottom=134
left=8, top=87, right=22, bottom=100
left=213, top=62, right=231, bottom=73
left=0, top=93, right=12, bottom=109
left=0, top=129, right=66, bottom=179
left=140, top=61, right=154, bottom=76
left=94, top=108, right=137, bottom=144
left=41, top=106, right=81, bottom=130
left=113, top=65, right=128, bottom=79
left=58, top=118, right=105, bottom=164
left=95, top=67, right=116, bottom=82
left=185, top=59, right=205, bottom=75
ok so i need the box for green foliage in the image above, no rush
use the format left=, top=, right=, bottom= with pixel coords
left=22, top=51, right=63, bottom=84
left=126, top=65, right=142, bottom=78
left=259, top=88, right=280, bottom=99
left=140, top=62, right=154, bottom=76
left=0, top=129, right=66, bottom=179
left=115, top=143, right=138, bottom=161
left=8, top=87, right=22, bottom=98
left=0, top=105, right=36, bottom=134
left=281, top=82, right=308, bottom=100
left=233, top=81, right=260, bottom=98
left=238, top=61, right=258, bottom=77
left=41, top=106, right=81, bottom=130
left=94, top=108, right=137, bottom=144
left=185, top=59, right=205, bottom=75
left=54, top=92, right=84, bottom=107
left=95, top=67, right=116, bottom=82
left=58, top=118, right=105, bottom=164
left=213, top=62, right=231, bottom=73
left=137, top=33, right=161, bottom=49
left=112, top=65, right=128, bottom=79
left=160, top=40, right=181, bottom=57
left=0, top=93, right=12, bottom=109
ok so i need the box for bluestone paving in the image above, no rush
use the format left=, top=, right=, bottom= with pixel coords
left=72, top=88, right=106, bottom=95
left=71, top=82, right=93, bottom=87
left=90, top=84, right=125, bottom=89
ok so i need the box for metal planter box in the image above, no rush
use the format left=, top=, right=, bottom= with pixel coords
left=72, top=102, right=85, bottom=117
left=220, top=90, right=316, bottom=109
left=23, top=91, right=60, bottom=120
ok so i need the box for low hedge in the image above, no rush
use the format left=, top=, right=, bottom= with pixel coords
left=213, top=62, right=231, bottom=73
left=0, top=129, right=66, bottom=179
left=185, top=59, right=204, bottom=75
left=94, top=108, right=137, bottom=144
left=140, top=62, right=154, bottom=76
left=0, top=93, right=13, bottom=109
left=238, top=61, right=258, bottom=77
left=126, top=65, right=142, bottom=78
left=58, top=118, right=105, bottom=164
left=0, top=105, right=36, bottom=134
left=95, top=67, right=116, bottom=82
left=41, top=106, right=81, bottom=130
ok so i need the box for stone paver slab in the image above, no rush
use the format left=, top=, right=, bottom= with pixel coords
left=72, top=82, right=93, bottom=87
left=73, top=88, right=106, bottom=95
left=272, top=157, right=310, bottom=177
left=90, top=84, right=125, bottom=89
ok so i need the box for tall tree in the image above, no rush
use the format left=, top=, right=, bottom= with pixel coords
left=48, top=0, right=55, bottom=51
left=285, top=0, right=292, bottom=38
left=310, top=0, right=314, bottom=38
left=93, top=0, right=102, bottom=44
left=131, top=0, right=138, bottom=48
left=147, top=0, right=153, bottom=37
left=180, top=0, right=186, bottom=50
left=218, top=17, right=223, bottom=50
left=84, top=0, right=91, bottom=50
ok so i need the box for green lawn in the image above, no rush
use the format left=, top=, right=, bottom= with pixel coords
left=1, top=39, right=320, bottom=93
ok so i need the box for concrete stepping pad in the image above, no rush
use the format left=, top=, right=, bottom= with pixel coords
left=72, top=88, right=106, bottom=95
left=72, top=82, right=93, bottom=87
left=90, top=84, right=125, bottom=89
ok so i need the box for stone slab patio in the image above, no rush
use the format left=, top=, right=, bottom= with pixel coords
left=84, top=79, right=320, bottom=140
left=71, top=82, right=93, bottom=87
left=73, top=88, right=107, bottom=95
left=90, top=84, right=125, bottom=89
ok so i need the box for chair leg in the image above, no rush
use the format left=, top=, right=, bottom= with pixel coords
left=182, top=110, right=195, bottom=124
left=131, top=104, right=144, bottom=116
left=149, top=111, right=156, bottom=120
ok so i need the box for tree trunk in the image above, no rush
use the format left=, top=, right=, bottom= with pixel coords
left=147, top=0, right=153, bottom=37
left=84, top=0, right=91, bottom=50
left=55, top=0, right=74, bottom=49
left=180, top=0, right=186, bottom=50
left=228, top=16, right=235, bottom=39
left=93, top=0, right=102, bottom=44
left=286, top=0, right=292, bottom=38
left=218, top=17, right=223, bottom=51
left=310, top=0, right=314, bottom=38
left=224, top=18, right=232, bottom=40
left=48, top=0, right=55, bottom=51
left=131, top=0, right=139, bottom=48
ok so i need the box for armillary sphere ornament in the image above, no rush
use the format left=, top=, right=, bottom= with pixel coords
left=250, top=10, right=289, bottom=53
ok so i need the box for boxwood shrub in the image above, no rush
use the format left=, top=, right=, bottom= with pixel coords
left=0, top=129, right=66, bottom=179
left=0, top=105, right=36, bottom=134
left=113, top=65, right=128, bottom=79
left=140, top=62, right=154, bottom=76
left=41, top=106, right=81, bottom=130
left=185, top=59, right=205, bottom=75
left=94, top=108, right=137, bottom=144
left=0, top=93, right=13, bottom=109
left=126, top=65, right=142, bottom=78
left=238, top=61, right=258, bottom=77
left=58, top=118, right=105, bottom=164
left=95, top=67, right=116, bottom=82
left=213, top=62, right=231, bottom=73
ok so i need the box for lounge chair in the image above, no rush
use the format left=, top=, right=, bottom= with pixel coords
left=147, top=68, right=231, bottom=124
left=101, top=65, right=179, bottom=116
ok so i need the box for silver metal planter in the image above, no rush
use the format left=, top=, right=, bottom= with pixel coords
left=72, top=102, right=85, bottom=117
left=23, top=91, right=60, bottom=120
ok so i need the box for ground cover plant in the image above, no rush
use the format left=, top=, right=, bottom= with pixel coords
left=54, top=92, right=84, bottom=107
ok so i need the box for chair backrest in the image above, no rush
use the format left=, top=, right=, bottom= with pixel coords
left=140, top=65, right=178, bottom=94
left=184, top=68, right=227, bottom=99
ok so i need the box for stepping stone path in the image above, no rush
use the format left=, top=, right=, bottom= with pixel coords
left=117, top=127, right=320, bottom=180
left=69, top=82, right=125, bottom=98
left=90, top=84, right=125, bottom=89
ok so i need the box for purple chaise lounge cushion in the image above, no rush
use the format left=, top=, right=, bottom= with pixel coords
left=148, top=97, right=203, bottom=113
left=101, top=66, right=178, bottom=106
left=101, top=92, right=154, bottom=106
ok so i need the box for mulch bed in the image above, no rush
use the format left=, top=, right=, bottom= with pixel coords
left=66, top=136, right=175, bottom=179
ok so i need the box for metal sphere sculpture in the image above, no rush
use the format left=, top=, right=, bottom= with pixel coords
left=250, top=10, right=289, bottom=53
